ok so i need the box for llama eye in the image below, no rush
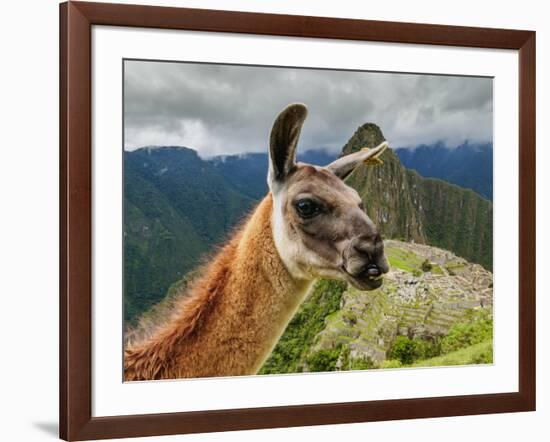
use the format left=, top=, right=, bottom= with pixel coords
left=295, top=199, right=321, bottom=219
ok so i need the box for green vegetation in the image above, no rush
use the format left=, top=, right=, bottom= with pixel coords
left=382, top=340, right=493, bottom=369
left=348, top=356, right=376, bottom=370
left=305, top=345, right=377, bottom=373
left=338, top=346, right=377, bottom=371
left=439, top=308, right=493, bottom=354
left=306, top=347, right=343, bottom=372
left=379, top=359, right=403, bottom=369
left=421, top=259, right=433, bottom=272
left=419, top=178, right=493, bottom=270
left=267, top=307, right=493, bottom=374
left=388, top=335, right=441, bottom=365
left=385, top=246, right=443, bottom=276
left=387, top=309, right=493, bottom=367
left=388, top=256, right=416, bottom=273
left=262, top=290, right=493, bottom=374
left=411, top=340, right=492, bottom=367
left=259, top=280, right=347, bottom=374
left=385, top=245, right=424, bottom=273
left=124, top=147, right=254, bottom=323
left=342, top=310, right=358, bottom=325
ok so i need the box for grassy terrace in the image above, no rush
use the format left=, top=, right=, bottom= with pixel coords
left=385, top=244, right=425, bottom=273
left=412, top=340, right=493, bottom=367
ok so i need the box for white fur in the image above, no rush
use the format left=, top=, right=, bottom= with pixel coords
left=271, top=187, right=345, bottom=283
left=271, top=190, right=311, bottom=280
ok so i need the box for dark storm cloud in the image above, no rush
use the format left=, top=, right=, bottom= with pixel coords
left=124, top=60, right=493, bottom=156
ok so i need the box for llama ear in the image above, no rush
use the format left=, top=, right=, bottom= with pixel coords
left=326, top=141, right=389, bottom=180
left=268, top=103, right=308, bottom=189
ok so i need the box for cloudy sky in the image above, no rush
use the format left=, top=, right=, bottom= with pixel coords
left=124, top=60, right=493, bottom=157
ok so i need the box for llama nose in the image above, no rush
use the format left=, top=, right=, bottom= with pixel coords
left=353, top=233, right=382, bottom=258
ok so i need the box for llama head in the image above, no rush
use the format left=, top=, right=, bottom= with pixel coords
left=268, top=103, right=389, bottom=291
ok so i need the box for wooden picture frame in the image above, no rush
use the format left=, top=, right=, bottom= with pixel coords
left=59, top=1, right=536, bottom=440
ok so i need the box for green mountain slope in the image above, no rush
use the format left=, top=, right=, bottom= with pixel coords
left=395, top=142, right=493, bottom=200
left=342, top=124, right=493, bottom=269
left=124, top=147, right=255, bottom=323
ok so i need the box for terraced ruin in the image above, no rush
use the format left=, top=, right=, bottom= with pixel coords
left=261, top=240, right=493, bottom=373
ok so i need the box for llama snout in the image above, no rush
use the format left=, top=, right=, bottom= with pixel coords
left=342, top=235, right=389, bottom=290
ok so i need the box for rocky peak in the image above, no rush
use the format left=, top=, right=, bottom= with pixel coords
left=337, top=122, right=493, bottom=270
left=341, top=122, right=386, bottom=156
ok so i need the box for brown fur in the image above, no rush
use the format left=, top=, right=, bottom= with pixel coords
left=124, top=194, right=311, bottom=381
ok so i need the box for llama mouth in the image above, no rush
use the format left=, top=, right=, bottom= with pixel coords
left=341, top=266, right=384, bottom=291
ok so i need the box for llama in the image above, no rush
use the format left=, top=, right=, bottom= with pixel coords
left=124, top=103, right=389, bottom=381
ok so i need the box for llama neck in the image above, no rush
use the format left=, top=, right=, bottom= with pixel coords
left=220, top=194, right=313, bottom=369
left=125, top=194, right=312, bottom=380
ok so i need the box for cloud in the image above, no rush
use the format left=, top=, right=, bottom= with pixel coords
left=124, top=60, right=493, bottom=156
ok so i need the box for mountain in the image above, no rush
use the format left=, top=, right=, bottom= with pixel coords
left=395, top=142, right=493, bottom=200
left=124, top=125, right=493, bottom=327
left=124, top=125, right=494, bottom=373
left=124, top=147, right=336, bottom=322
left=124, top=147, right=255, bottom=323
left=342, top=124, right=493, bottom=270
left=298, top=149, right=338, bottom=166
left=208, top=149, right=336, bottom=200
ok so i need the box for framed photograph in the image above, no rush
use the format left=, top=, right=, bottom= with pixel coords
left=60, top=1, right=536, bottom=440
